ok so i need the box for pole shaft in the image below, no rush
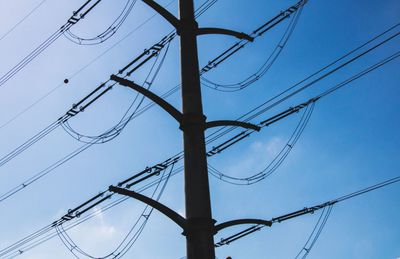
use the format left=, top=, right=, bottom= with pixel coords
left=179, top=0, right=215, bottom=258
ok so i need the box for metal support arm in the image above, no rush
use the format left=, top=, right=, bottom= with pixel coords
left=197, top=28, right=254, bottom=42
left=110, top=75, right=183, bottom=123
left=142, top=0, right=180, bottom=29
left=109, top=186, right=187, bottom=230
left=215, top=219, right=272, bottom=233
left=205, top=120, right=260, bottom=131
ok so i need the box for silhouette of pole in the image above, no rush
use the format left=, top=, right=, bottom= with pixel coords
left=179, top=1, right=216, bottom=258
left=111, top=1, right=255, bottom=257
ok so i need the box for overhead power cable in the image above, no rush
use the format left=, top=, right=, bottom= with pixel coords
left=0, top=0, right=213, bottom=133
left=0, top=0, right=218, bottom=205
left=60, top=18, right=400, bottom=153
left=201, top=0, right=307, bottom=92
left=84, top=19, right=400, bottom=158
left=0, top=92, right=306, bottom=257
left=214, top=174, right=400, bottom=252
left=204, top=22, right=400, bottom=145
left=0, top=160, right=183, bottom=258
left=194, top=0, right=217, bottom=18
left=1, top=13, right=398, bottom=258
left=60, top=34, right=173, bottom=144
left=1, top=0, right=394, bottom=139
left=0, top=0, right=47, bottom=42
left=0, top=33, right=174, bottom=169
left=0, top=2, right=397, bottom=139
left=294, top=205, right=333, bottom=259
left=0, top=140, right=97, bottom=203
left=0, top=0, right=107, bottom=89
left=0, top=156, right=180, bottom=258
left=3, top=45, right=399, bottom=254
left=0, top=120, right=60, bottom=168
left=1, top=20, right=398, bottom=205
left=0, top=0, right=178, bottom=131
left=0, top=36, right=174, bottom=203
left=55, top=162, right=175, bottom=259
left=63, top=0, right=138, bottom=45
left=108, top=21, right=399, bottom=164
left=0, top=0, right=216, bottom=194
left=207, top=44, right=400, bottom=185
left=208, top=100, right=316, bottom=185
left=34, top=92, right=319, bottom=249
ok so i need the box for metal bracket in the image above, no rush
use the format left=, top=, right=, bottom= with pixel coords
left=109, top=186, right=187, bottom=230
left=205, top=120, right=260, bottom=131
left=141, top=1, right=254, bottom=42
left=110, top=75, right=183, bottom=124
left=109, top=187, right=272, bottom=237
left=197, top=28, right=254, bottom=42
left=142, top=0, right=180, bottom=29
left=179, top=113, right=207, bottom=130
left=215, top=219, right=272, bottom=233
left=183, top=217, right=217, bottom=236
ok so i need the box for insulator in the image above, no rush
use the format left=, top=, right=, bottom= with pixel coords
left=67, top=17, right=80, bottom=24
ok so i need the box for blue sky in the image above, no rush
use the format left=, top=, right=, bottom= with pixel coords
left=0, top=0, right=399, bottom=258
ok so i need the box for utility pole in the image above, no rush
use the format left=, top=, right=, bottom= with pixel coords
left=178, top=0, right=215, bottom=258
left=110, top=1, right=269, bottom=258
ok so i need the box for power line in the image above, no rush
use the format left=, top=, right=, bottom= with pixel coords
left=207, top=45, right=400, bottom=185
left=0, top=33, right=174, bottom=169
left=0, top=0, right=47, bottom=42
left=61, top=35, right=173, bottom=144
left=0, top=159, right=182, bottom=258
left=0, top=37, right=174, bottom=203
left=0, top=0, right=218, bottom=132
left=0, top=0, right=133, bottom=89
left=63, top=0, right=138, bottom=45
left=294, top=205, right=333, bottom=259
left=208, top=101, right=315, bottom=185
left=0, top=0, right=220, bottom=206
left=1, top=6, right=394, bottom=258
left=91, top=19, right=400, bottom=156
left=3, top=45, right=399, bottom=253
left=204, top=22, right=400, bottom=144
left=55, top=163, right=175, bottom=259
left=200, top=0, right=306, bottom=91
left=215, top=174, right=400, bottom=251
left=0, top=140, right=94, bottom=203
left=1, top=22, right=398, bottom=205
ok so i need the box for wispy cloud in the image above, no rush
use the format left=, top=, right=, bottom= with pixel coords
left=223, top=137, right=285, bottom=178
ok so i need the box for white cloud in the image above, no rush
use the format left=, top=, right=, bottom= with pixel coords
left=223, top=137, right=285, bottom=178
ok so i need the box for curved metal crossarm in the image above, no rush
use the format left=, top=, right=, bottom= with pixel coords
left=197, top=28, right=253, bottom=42
left=109, top=186, right=187, bottom=230
left=215, top=219, right=272, bottom=233
left=110, top=75, right=183, bottom=123
left=205, top=120, right=260, bottom=131
left=142, top=0, right=180, bottom=28
left=141, top=0, right=253, bottom=42
left=111, top=75, right=261, bottom=133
